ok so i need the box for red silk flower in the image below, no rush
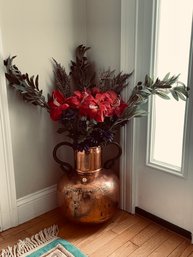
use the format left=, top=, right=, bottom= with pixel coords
left=48, top=90, right=69, bottom=121
left=48, top=89, right=128, bottom=122
left=79, top=90, right=128, bottom=122
left=79, top=93, right=109, bottom=122
left=67, top=90, right=89, bottom=108
left=107, top=91, right=128, bottom=116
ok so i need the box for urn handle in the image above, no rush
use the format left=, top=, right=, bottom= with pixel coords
left=53, top=142, right=74, bottom=173
left=103, top=142, right=122, bottom=169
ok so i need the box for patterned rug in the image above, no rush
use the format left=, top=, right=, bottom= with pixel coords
left=0, top=225, right=87, bottom=257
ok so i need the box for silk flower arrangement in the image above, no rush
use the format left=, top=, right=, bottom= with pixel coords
left=4, top=45, right=189, bottom=152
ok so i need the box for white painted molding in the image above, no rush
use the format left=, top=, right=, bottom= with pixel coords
left=120, top=0, right=138, bottom=213
left=17, top=185, right=58, bottom=224
left=0, top=28, right=18, bottom=231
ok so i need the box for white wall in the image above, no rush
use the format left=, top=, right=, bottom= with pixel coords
left=86, top=0, right=121, bottom=71
left=0, top=0, right=86, bottom=198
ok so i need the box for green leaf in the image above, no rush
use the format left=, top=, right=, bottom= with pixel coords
left=145, top=75, right=154, bottom=87
left=35, top=75, right=39, bottom=89
left=133, top=109, right=147, bottom=117
left=174, top=86, right=189, bottom=98
left=155, top=91, right=170, bottom=100
left=177, top=81, right=186, bottom=87
left=171, top=90, right=179, bottom=101
left=177, top=92, right=187, bottom=101
left=163, top=72, right=170, bottom=81
left=140, top=88, right=152, bottom=94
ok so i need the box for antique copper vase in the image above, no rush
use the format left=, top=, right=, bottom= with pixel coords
left=53, top=142, right=121, bottom=224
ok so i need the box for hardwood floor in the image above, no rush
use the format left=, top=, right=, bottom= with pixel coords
left=0, top=208, right=192, bottom=256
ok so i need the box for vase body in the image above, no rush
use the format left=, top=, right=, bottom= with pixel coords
left=57, top=146, right=119, bottom=224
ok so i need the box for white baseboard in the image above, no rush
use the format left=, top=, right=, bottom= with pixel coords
left=17, top=185, right=58, bottom=224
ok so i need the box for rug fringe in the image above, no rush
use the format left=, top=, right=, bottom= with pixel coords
left=0, top=224, right=59, bottom=257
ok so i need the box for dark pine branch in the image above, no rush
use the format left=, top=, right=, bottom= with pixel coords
left=52, top=59, right=71, bottom=97
left=70, top=45, right=96, bottom=90
left=4, top=56, right=49, bottom=109
left=99, top=70, right=133, bottom=94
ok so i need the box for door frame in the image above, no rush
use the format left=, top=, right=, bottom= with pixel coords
left=120, top=0, right=138, bottom=213
left=0, top=28, right=18, bottom=230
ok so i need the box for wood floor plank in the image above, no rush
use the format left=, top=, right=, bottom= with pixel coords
left=108, top=241, right=138, bottom=257
left=168, top=240, right=192, bottom=257
left=74, top=218, right=124, bottom=247
left=74, top=226, right=109, bottom=247
left=179, top=244, right=193, bottom=257
left=131, top=223, right=162, bottom=246
left=111, top=214, right=143, bottom=234
left=112, top=209, right=131, bottom=223
left=73, top=211, right=134, bottom=248
left=90, top=219, right=150, bottom=257
left=127, top=229, right=172, bottom=257
left=148, top=234, right=184, bottom=257
left=79, top=230, right=117, bottom=256
left=0, top=231, right=31, bottom=250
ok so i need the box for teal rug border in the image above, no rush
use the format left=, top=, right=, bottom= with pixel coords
left=27, top=238, right=87, bottom=257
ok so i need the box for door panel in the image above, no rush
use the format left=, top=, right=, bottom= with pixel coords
left=134, top=0, right=193, bottom=233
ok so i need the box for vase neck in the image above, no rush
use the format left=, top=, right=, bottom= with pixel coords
left=75, top=146, right=102, bottom=174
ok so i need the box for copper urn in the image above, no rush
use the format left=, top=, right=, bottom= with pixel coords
left=53, top=142, right=121, bottom=224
